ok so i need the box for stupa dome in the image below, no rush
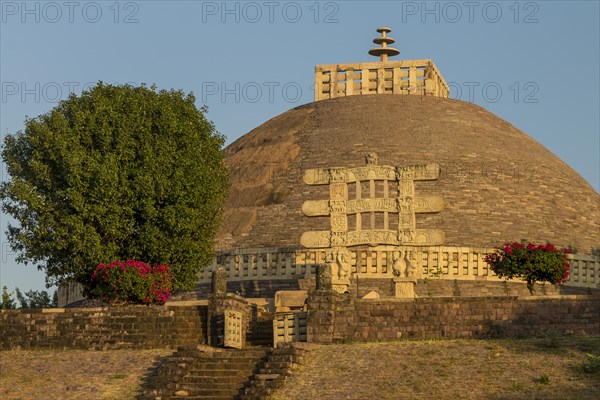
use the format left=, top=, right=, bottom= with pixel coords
left=217, top=94, right=599, bottom=254
left=199, top=28, right=598, bottom=298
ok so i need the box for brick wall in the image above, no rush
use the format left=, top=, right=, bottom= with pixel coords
left=179, top=278, right=594, bottom=301
left=307, top=293, right=600, bottom=343
left=0, top=305, right=207, bottom=350
left=356, top=279, right=594, bottom=299
left=174, top=278, right=315, bottom=300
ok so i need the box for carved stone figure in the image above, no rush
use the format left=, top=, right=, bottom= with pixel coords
left=392, top=249, right=420, bottom=279
left=406, top=250, right=420, bottom=279
left=334, top=248, right=351, bottom=280
left=392, top=250, right=405, bottom=277
left=366, top=152, right=378, bottom=165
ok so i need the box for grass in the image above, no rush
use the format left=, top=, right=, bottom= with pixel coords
left=0, top=336, right=598, bottom=399
left=0, top=348, right=172, bottom=400
left=271, top=336, right=600, bottom=400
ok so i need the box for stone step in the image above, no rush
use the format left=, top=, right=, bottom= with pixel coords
left=174, top=350, right=269, bottom=359
left=179, top=360, right=256, bottom=370
left=142, top=347, right=273, bottom=399
left=249, top=324, right=272, bottom=331
left=246, top=339, right=272, bottom=346
left=177, top=388, right=242, bottom=396
left=176, top=380, right=246, bottom=389
left=167, top=358, right=264, bottom=366
left=172, top=397, right=236, bottom=400
left=258, top=367, right=292, bottom=376
left=262, top=361, right=293, bottom=369
left=186, top=369, right=256, bottom=378
left=180, top=376, right=251, bottom=385
left=266, top=354, right=300, bottom=362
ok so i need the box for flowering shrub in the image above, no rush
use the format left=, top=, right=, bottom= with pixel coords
left=484, top=242, right=570, bottom=293
left=86, top=260, right=173, bottom=305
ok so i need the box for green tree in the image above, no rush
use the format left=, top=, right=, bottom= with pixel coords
left=1, top=83, right=228, bottom=291
left=1, top=286, right=16, bottom=309
left=14, top=288, right=56, bottom=308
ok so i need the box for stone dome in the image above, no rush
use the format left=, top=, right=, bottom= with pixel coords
left=217, top=95, right=599, bottom=255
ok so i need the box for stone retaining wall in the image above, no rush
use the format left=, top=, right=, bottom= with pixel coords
left=307, top=294, right=600, bottom=343
left=178, top=278, right=593, bottom=301
left=0, top=305, right=207, bottom=350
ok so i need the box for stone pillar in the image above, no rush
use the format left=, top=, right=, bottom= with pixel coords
left=316, top=264, right=333, bottom=292
left=208, top=268, right=250, bottom=347
left=211, top=267, right=227, bottom=297
left=207, top=294, right=251, bottom=348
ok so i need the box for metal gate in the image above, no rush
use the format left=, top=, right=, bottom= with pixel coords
left=273, top=312, right=308, bottom=346
left=224, top=310, right=243, bottom=349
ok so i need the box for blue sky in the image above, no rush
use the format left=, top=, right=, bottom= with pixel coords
left=1, top=0, right=599, bottom=293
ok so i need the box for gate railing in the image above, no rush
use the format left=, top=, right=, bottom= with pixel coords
left=273, top=312, right=308, bottom=346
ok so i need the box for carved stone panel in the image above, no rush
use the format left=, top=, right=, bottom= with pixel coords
left=413, top=196, right=445, bottom=213
left=300, top=231, right=331, bottom=248
left=302, top=228, right=445, bottom=248
left=224, top=310, right=243, bottom=349
left=396, top=163, right=440, bottom=180
left=302, top=200, right=331, bottom=216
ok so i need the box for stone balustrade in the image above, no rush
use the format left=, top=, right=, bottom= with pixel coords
left=204, top=246, right=599, bottom=289
left=56, top=247, right=598, bottom=307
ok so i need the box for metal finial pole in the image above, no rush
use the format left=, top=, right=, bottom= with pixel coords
left=368, top=27, right=400, bottom=62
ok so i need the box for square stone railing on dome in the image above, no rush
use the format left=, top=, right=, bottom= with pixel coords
left=314, top=60, right=450, bottom=101
left=200, top=247, right=599, bottom=289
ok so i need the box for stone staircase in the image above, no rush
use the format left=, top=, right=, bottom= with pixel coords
left=138, top=347, right=271, bottom=400
left=138, top=342, right=313, bottom=400
left=240, top=343, right=313, bottom=400
left=138, top=307, right=312, bottom=400
left=246, top=312, right=273, bottom=347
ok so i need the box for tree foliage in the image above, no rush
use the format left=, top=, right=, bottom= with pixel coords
left=1, top=83, right=229, bottom=290
left=1, top=286, right=16, bottom=309
left=1, top=286, right=56, bottom=309
left=15, top=288, right=56, bottom=308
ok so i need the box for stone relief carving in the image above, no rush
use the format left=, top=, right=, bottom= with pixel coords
left=366, top=152, right=379, bottom=165
left=350, top=166, right=396, bottom=182
left=392, top=250, right=405, bottom=277
left=303, top=168, right=331, bottom=185
left=391, top=249, right=420, bottom=279
left=413, top=196, right=445, bottom=213
left=396, top=163, right=440, bottom=180
left=330, top=183, right=347, bottom=200
left=300, top=231, right=331, bottom=248
left=398, top=230, right=417, bottom=243
left=330, top=231, right=347, bottom=246
left=330, top=200, right=346, bottom=213
left=330, top=248, right=351, bottom=281
left=346, top=198, right=398, bottom=214
left=325, top=247, right=352, bottom=293
left=331, top=215, right=348, bottom=230
left=406, top=250, right=421, bottom=279
left=330, top=168, right=347, bottom=183
left=303, top=229, right=445, bottom=248
left=303, top=197, right=441, bottom=217
left=302, top=200, right=330, bottom=216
